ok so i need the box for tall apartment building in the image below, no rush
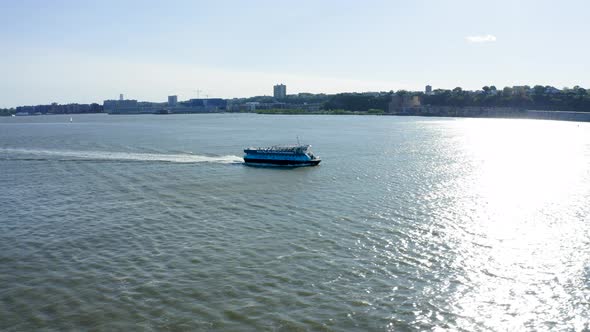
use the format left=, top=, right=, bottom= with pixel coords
left=273, top=84, right=286, bottom=99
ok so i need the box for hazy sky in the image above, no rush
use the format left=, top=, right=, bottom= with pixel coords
left=1, top=0, right=589, bottom=107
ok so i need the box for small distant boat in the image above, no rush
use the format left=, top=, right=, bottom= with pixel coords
left=243, top=145, right=321, bottom=167
left=69, top=117, right=73, bottom=122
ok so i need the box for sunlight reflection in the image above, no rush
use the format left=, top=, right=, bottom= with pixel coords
left=445, top=119, right=590, bottom=330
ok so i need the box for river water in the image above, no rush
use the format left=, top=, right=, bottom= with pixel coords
left=1, top=114, right=589, bottom=331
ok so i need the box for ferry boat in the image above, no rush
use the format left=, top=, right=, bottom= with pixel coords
left=243, top=145, right=321, bottom=167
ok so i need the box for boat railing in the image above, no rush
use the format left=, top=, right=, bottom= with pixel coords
left=246, top=145, right=310, bottom=154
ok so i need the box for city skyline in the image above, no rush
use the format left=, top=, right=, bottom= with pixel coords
left=1, top=0, right=589, bottom=108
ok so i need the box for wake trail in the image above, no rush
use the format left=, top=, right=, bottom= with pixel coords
left=0, top=148, right=243, bottom=164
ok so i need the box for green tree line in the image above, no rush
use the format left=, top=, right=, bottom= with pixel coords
left=0, top=108, right=16, bottom=116
left=416, top=86, right=590, bottom=112
left=245, top=85, right=589, bottom=113
left=323, top=93, right=391, bottom=112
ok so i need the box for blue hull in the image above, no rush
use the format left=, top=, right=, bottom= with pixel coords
left=243, top=158, right=321, bottom=167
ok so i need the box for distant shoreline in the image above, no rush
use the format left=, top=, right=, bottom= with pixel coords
left=256, top=108, right=590, bottom=122
left=254, top=108, right=385, bottom=115
left=3, top=109, right=590, bottom=123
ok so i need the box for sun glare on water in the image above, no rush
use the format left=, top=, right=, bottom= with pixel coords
left=443, top=119, right=590, bottom=330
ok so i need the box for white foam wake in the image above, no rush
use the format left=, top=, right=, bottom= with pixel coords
left=0, top=148, right=243, bottom=164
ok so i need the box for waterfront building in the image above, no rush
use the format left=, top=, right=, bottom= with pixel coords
left=16, top=103, right=102, bottom=114
left=103, top=96, right=228, bottom=114
left=273, top=84, right=287, bottom=99
left=244, top=102, right=260, bottom=111
left=388, top=94, right=422, bottom=113
left=103, top=98, right=140, bottom=113
left=425, top=85, right=433, bottom=95
left=181, top=98, right=227, bottom=112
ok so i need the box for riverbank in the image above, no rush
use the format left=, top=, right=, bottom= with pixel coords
left=255, top=108, right=385, bottom=115
left=255, top=108, right=590, bottom=122
left=391, top=106, right=590, bottom=122
left=4, top=108, right=589, bottom=123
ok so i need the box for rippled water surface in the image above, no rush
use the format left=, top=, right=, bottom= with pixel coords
left=1, top=114, right=589, bottom=331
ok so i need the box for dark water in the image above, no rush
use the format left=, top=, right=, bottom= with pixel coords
left=1, top=114, right=589, bottom=331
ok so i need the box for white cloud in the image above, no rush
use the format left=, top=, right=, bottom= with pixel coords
left=465, top=34, right=497, bottom=43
